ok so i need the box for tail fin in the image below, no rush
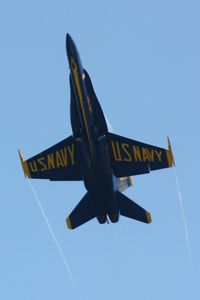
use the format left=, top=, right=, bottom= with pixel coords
left=66, top=193, right=95, bottom=229
left=116, top=191, right=151, bottom=223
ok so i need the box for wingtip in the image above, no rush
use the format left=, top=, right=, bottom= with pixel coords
left=66, top=217, right=73, bottom=229
left=146, top=211, right=152, bottom=223
left=167, top=137, right=175, bottom=167
left=18, top=149, right=23, bottom=160
left=18, top=149, right=31, bottom=178
left=18, top=149, right=26, bottom=177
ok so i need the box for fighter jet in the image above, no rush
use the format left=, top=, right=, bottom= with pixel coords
left=19, top=34, right=175, bottom=229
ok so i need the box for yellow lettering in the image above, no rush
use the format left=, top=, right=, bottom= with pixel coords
left=60, top=148, right=67, bottom=167
left=37, top=157, right=47, bottom=171
left=55, top=151, right=64, bottom=168
left=29, top=161, right=38, bottom=172
left=155, top=150, right=162, bottom=162
left=133, top=146, right=142, bottom=162
left=145, top=149, right=154, bottom=162
left=121, top=143, right=132, bottom=162
left=111, top=141, right=122, bottom=161
left=142, top=148, right=150, bottom=161
left=148, top=149, right=154, bottom=161
left=68, top=144, right=75, bottom=165
left=47, top=153, right=55, bottom=169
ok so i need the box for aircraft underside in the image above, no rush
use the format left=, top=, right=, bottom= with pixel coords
left=19, top=33, right=175, bottom=230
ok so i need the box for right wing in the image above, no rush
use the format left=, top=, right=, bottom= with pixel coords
left=19, top=135, right=82, bottom=181
left=107, top=133, right=175, bottom=177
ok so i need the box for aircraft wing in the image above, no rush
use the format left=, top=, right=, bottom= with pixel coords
left=19, top=136, right=82, bottom=181
left=107, top=133, right=175, bottom=177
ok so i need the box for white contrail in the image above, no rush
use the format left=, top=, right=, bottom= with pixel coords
left=27, top=179, right=76, bottom=288
left=174, top=168, right=193, bottom=266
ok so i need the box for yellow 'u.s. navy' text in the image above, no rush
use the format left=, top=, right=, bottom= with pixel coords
left=28, top=144, right=75, bottom=173
left=111, top=141, right=163, bottom=163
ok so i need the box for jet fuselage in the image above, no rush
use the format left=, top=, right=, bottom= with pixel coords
left=66, top=34, right=119, bottom=224
left=19, top=34, right=175, bottom=229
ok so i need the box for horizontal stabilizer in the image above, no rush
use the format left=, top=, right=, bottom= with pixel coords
left=116, top=191, right=151, bottom=223
left=66, top=193, right=95, bottom=229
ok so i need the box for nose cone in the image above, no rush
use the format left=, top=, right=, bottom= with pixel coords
left=66, top=33, right=74, bottom=48
left=66, top=33, right=72, bottom=42
left=66, top=33, right=75, bottom=60
left=66, top=33, right=83, bottom=69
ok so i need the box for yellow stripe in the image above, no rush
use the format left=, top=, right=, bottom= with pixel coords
left=146, top=211, right=152, bottom=223
left=166, top=150, right=173, bottom=167
left=66, top=217, right=73, bottom=229
left=71, top=58, right=95, bottom=162
left=18, top=149, right=31, bottom=178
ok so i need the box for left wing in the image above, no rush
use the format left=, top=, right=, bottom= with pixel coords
left=107, top=133, right=175, bottom=177
left=19, top=135, right=82, bottom=181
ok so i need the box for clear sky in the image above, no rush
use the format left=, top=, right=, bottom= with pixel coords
left=1, top=1, right=200, bottom=299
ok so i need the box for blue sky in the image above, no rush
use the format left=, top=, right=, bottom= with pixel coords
left=1, top=1, right=200, bottom=299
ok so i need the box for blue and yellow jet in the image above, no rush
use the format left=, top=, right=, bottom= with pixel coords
left=19, top=34, right=175, bottom=229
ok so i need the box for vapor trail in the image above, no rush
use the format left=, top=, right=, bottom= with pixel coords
left=27, top=179, right=76, bottom=288
left=174, top=168, right=193, bottom=266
